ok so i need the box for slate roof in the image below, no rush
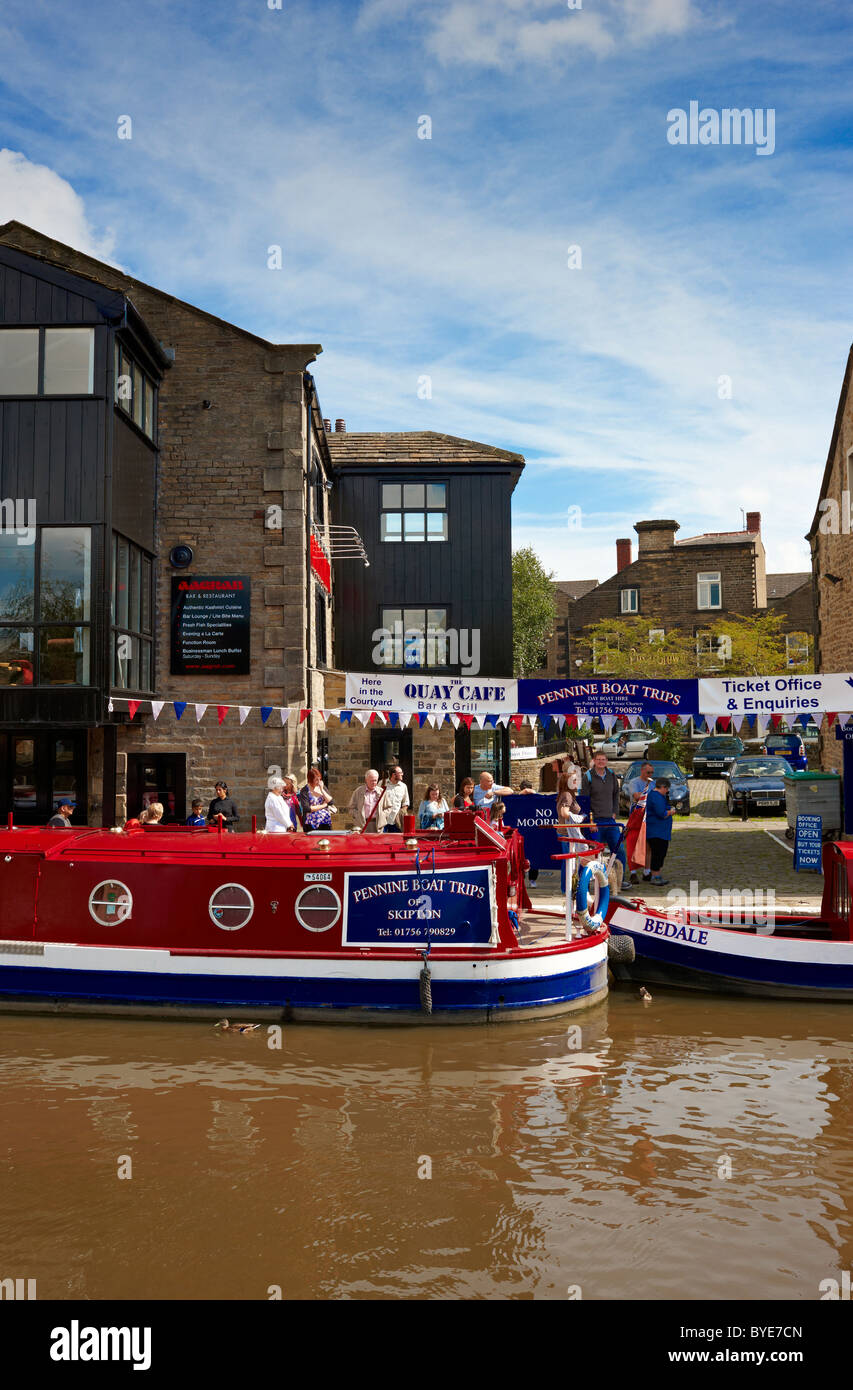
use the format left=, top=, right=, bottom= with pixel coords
left=766, top=572, right=811, bottom=599
left=676, top=529, right=759, bottom=546
left=325, top=431, right=524, bottom=466
left=555, top=579, right=599, bottom=600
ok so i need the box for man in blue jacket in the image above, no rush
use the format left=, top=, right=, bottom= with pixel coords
left=645, top=777, right=676, bottom=885
left=585, top=752, right=627, bottom=883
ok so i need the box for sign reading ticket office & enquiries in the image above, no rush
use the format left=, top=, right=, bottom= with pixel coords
left=345, top=673, right=518, bottom=714
left=342, top=867, right=497, bottom=947
left=698, top=674, right=853, bottom=718
left=171, top=576, right=251, bottom=676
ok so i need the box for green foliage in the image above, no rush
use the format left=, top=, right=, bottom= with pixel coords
left=580, top=617, right=698, bottom=677
left=512, top=547, right=557, bottom=676
left=647, top=718, right=685, bottom=764
left=708, top=611, right=813, bottom=674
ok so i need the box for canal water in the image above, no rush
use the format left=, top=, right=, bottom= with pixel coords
left=3, top=992, right=853, bottom=1301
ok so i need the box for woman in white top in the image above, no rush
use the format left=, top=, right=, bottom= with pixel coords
left=264, top=777, right=295, bottom=834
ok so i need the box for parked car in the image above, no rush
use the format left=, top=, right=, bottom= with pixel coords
left=760, top=733, right=808, bottom=770
left=593, top=728, right=656, bottom=759
left=725, top=756, right=793, bottom=816
left=618, top=759, right=691, bottom=816
left=692, top=736, right=745, bottom=777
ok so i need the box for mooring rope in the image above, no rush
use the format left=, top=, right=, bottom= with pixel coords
left=419, top=948, right=433, bottom=1014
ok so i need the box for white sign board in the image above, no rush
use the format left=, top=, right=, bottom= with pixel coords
left=698, top=674, right=853, bottom=716
left=345, top=672, right=518, bottom=714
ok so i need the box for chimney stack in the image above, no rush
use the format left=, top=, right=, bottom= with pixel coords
left=334, top=418, right=346, bottom=433
left=323, top=418, right=331, bottom=434
left=634, top=519, right=680, bottom=554
left=616, top=538, right=632, bottom=572
left=746, top=510, right=761, bottom=534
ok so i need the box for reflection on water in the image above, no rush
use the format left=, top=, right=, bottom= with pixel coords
left=2, top=993, right=853, bottom=1300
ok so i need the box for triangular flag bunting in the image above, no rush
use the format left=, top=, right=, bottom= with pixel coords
left=417, top=713, right=429, bottom=728
left=826, top=712, right=838, bottom=728
left=678, top=714, right=692, bottom=727
left=260, top=707, right=273, bottom=725
left=459, top=714, right=474, bottom=729
left=239, top=706, right=251, bottom=725
left=128, top=700, right=141, bottom=720
left=299, top=709, right=310, bottom=724
left=339, top=711, right=353, bottom=725
left=280, top=708, right=291, bottom=725
left=397, top=712, right=412, bottom=729
left=151, top=700, right=164, bottom=721
left=485, top=714, right=498, bottom=728
left=497, top=714, right=510, bottom=728
left=173, top=702, right=187, bottom=720
left=601, top=714, right=617, bottom=732
left=474, top=714, right=487, bottom=730
left=355, top=711, right=371, bottom=727
left=217, top=705, right=228, bottom=725
left=770, top=713, right=783, bottom=730
left=449, top=714, right=460, bottom=729
left=195, top=704, right=208, bottom=722
left=509, top=714, right=523, bottom=730
left=322, top=710, right=333, bottom=722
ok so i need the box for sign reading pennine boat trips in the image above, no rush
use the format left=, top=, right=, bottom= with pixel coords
left=518, top=678, right=696, bottom=720
left=345, top=673, right=518, bottom=714
left=342, top=867, right=497, bottom=947
left=171, top=576, right=251, bottom=676
left=698, top=674, right=853, bottom=716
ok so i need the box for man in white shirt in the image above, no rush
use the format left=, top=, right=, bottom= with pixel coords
left=348, top=769, right=382, bottom=832
left=377, top=765, right=410, bottom=832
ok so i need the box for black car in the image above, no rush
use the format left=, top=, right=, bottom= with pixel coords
left=619, top=759, right=691, bottom=816
left=725, top=756, right=793, bottom=816
left=693, top=736, right=745, bottom=777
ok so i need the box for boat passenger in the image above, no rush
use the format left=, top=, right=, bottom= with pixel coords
left=186, top=800, right=206, bottom=827
left=47, top=799, right=75, bottom=828
left=556, top=773, right=584, bottom=894
left=417, top=783, right=449, bottom=830
left=207, top=781, right=239, bottom=832
left=300, top=767, right=336, bottom=832
left=473, top=772, right=512, bottom=815
left=264, top=778, right=296, bottom=834
left=378, top=764, right=410, bottom=832
left=282, top=774, right=304, bottom=828
left=349, top=769, right=383, bottom=832
left=452, top=777, right=475, bottom=810
left=139, top=802, right=165, bottom=826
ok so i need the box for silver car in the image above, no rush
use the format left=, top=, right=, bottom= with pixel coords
left=593, top=728, right=656, bottom=759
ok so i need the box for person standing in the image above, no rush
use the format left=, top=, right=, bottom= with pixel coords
left=186, top=800, right=206, bottom=827
left=264, top=778, right=295, bottom=834
left=556, top=772, right=584, bottom=895
left=139, top=802, right=165, bottom=827
left=348, top=769, right=382, bottom=832
left=47, top=799, right=75, bottom=828
left=645, top=778, right=675, bottom=885
left=625, top=760, right=655, bottom=885
left=417, top=783, right=449, bottom=830
left=584, top=752, right=627, bottom=885
left=299, top=767, right=336, bottom=832
left=207, top=781, right=239, bottom=832
left=378, top=764, right=410, bottom=832
left=281, top=774, right=304, bottom=829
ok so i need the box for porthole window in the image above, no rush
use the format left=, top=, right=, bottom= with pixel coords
left=295, top=885, right=341, bottom=933
left=89, top=880, right=133, bottom=925
left=209, top=883, right=254, bottom=931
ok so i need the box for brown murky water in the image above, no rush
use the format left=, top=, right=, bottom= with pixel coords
left=3, top=992, right=853, bottom=1301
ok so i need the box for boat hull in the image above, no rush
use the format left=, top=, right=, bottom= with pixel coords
left=608, top=901, right=853, bottom=1001
left=0, top=937, right=609, bottom=1024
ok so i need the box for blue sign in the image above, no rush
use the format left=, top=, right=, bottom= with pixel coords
left=518, top=677, right=697, bottom=720
left=500, top=792, right=590, bottom=871
left=794, top=814, right=822, bottom=873
left=343, top=867, right=495, bottom=947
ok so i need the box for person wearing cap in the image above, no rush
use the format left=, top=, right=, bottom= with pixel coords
left=48, top=800, right=75, bottom=828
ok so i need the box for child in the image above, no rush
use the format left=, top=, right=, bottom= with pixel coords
left=186, top=799, right=206, bottom=827
left=645, top=777, right=676, bottom=885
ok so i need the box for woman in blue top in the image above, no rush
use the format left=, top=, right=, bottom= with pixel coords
left=417, top=783, right=449, bottom=830
left=645, top=778, right=675, bottom=885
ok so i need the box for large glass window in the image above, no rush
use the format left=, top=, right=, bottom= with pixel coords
left=112, top=533, right=154, bottom=692
left=0, top=532, right=35, bottom=621
left=43, top=329, right=95, bottom=394
left=0, top=329, right=39, bottom=394
left=381, top=480, right=447, bottom=543
left=114, top=341, right=157, bottom=441
left=0, top=627, right=34, bottom=686
left=380, top=606, right=448, bottom=667
left=0, top=528, right=91, bottom=686
left=40, top=528, right=91, bottom=622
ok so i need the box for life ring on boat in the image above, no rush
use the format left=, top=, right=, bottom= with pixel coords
left=576, top=862, right=610, bottom=930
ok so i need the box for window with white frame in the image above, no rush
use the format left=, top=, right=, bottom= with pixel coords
left=694, top=629, right=727, bottom=669
left=592, top=637, right=617, bottom=673
left=785, top=632, right=810, bottom=667
left=620, top=588, right=638, bottom=614
left=697, top=571, right=722, bottom=610
left=648, top=629, right=665, bottom=644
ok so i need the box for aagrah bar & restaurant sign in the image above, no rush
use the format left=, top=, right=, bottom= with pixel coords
left=170, top=576, right=251, bottom=676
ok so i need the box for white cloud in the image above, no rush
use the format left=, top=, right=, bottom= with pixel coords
left=0, top=149, right=116, bottom=262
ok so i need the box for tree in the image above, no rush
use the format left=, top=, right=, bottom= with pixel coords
left=707, top=611, right=813, bottom=674
left=512, top=548, right=557, bottom=676
left=578, top=617, right=698, bottom=677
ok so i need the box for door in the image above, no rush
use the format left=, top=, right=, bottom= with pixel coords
left=0, top=730, right=88, bottom=825
left=369, top=728, right=413, bottom=797
left=454, top=724, right=510, bottom=788
left=126, top=753, right=186, bottom=824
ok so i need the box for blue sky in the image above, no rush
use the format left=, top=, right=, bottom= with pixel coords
left=0, top=0, right=851, bottom=579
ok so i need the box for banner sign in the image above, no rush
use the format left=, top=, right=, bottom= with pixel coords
left=699, top=674, right=852, bottom=717
left=342, top=867, right=496, bottom=947
left=793, top=814, right=822, bottom=873
left=170, top=576, right=251, bottom=676
left=345, top=673, right=518, bottom=714
left=499, top=793, right=590, bottom=871
left=518, top=678, right=697, bottom=720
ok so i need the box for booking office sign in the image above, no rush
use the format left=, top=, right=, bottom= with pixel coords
left=342, top=866, right=498, bottom=947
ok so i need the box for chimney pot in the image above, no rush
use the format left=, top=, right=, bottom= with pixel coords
left=334, top=418, right=346, bottom=433
left=616, top=538, right=632, bottom=572
left=323, top=418, right=331, bottom=434
left=746, top=510, right=761, bottom=534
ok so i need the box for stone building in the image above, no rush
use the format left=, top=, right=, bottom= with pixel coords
left=0, top=221, right=337, bottom=825
left=808, top=342, right=853, bottom=773
left=540, top=513, right=814, bottom=678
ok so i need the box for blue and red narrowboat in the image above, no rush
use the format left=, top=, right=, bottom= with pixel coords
left=607, top=840, right=853, bottom=1001
left=0, top=810, right=609, bottom=1023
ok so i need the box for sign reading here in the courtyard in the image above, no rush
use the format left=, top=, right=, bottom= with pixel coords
left=170, top=576, right=251, bottom=676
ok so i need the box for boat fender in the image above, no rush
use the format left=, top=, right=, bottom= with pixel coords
left=419, top=949, right=433, bottom=1015
left=576, top=863, right=610, bottom=930
left=607, top=932, right=636, bottom=963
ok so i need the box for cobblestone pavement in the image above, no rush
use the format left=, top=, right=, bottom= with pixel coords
left=528, top=773, right=824, bottom=915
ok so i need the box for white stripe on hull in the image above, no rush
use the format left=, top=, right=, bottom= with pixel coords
left=609, top=905, right=853, bottom=966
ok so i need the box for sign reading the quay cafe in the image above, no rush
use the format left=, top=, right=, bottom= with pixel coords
left=170, top=576, right=251, bottom=676
left=698, top=674, right=853, bottom=717
left=345, top=672, right=518, bottom=714
left=342, top=867, right=497, bottom=947
left=518, top=678, right=697, bottom=720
